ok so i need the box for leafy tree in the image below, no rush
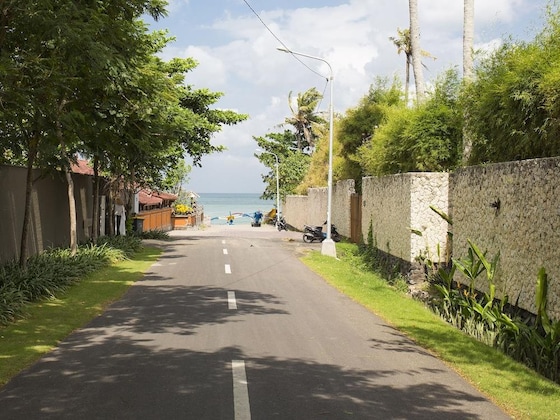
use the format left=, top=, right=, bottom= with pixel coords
left=0, top=0, right=168, bottom=263
left=162, top=160, right=192, bottom=195
left=254, top=130, right=309, bottom=200
left=0, top=1, right=247, bottom=264
left=336, top=78, right=404, bottom=186
left=359, top=70, right=462, bottom=175
left=463, top=5, right=560, bottom=164
left=296, top=121, right=336, bottom=193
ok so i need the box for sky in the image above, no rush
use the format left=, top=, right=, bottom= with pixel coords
left=146, top=0, right=550, bottom=193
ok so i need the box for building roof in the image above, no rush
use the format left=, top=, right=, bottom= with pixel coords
left=138, top=190, right=163, bottom=206
left=138, top=190, right=178, bottom=206
left=71, top=159, right=94, bottom=175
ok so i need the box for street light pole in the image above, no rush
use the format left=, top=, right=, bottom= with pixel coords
left=277, top=47, right=336, bottom=257
left=256, top=149, right=280, bottom=226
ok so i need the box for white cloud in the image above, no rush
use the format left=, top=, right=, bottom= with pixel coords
left=153, top=0, right=549, bottom=193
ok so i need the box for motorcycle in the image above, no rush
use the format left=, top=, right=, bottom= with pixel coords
left=276, top=216, right=288, bottom=231
left=303, top=222, right=341, bottom=243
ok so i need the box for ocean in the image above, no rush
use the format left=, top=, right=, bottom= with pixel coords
left=195, top=193, right=275, bottom=225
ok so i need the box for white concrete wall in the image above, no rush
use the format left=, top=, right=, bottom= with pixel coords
left=284, top=179, right=355, bottom=238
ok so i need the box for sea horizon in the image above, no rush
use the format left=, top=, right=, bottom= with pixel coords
left=194, top=192, right=275, bottom=225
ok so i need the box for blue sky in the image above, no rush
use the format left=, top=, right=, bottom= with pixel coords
left=146, top=0, right=549, bottom=193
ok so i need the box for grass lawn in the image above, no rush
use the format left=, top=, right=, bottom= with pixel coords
left=302, top=243, right=560, bottom=420
left=0, top=246, right=161, bottom=387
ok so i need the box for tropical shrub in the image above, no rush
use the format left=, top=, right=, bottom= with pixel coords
left=0, top=237, right=140, bottom=325
left=430, top=241, right=560, bottom=384
left=463, top=6, right=560, bottom=164
left=359, top=69, right=462, bottom=175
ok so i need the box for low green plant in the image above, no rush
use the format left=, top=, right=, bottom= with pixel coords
left=430, top=239, right=560, bottom=384
left=96, top=235, right=142, bottom=257
left=0, top=247, right=161, bottom=386
left=0, top=236, right=141, bottom=326
left=135, top=229, right=171, bottom=240
left=496, top=268, right=560, bottom=383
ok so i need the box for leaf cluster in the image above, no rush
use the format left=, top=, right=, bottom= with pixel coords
left=254, top=130, right=311, bottom=200
left=463, top=6, right=560, bottom=163
left=0, top=237, right=141, bottom=325
left=0, top=0, right=247, bottom=190
left=358, top=69, right=462, bottom=176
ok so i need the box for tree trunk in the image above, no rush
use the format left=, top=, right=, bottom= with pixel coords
left=64, top=164, right=78, bottom=255
left=56, top=99, right=78, bottom=256
left=19, top=137, right=39, bottom=269
left=92, top=155, right=100, bottom=242
left=405, top=54, right=411, bottom=105
left=409, top=0, right=425, bottom=103
left=463, top=0, right=475, bottom=81
left=462, top=0, right=475, bottom=163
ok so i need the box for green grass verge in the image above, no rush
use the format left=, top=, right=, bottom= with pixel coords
left=0, top=246, right=161, bottom=387
left=301, top=243, right=560, bottom=420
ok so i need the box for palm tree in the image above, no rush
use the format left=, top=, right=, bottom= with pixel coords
left=389, top=28, right=412, bottom=104
left=390, top=27, right=436, bottom=105
left=284, top=87, right=326, bottom=152
left=463, top=0, right=474, bottom=81
left=462, top=0, right=475, bottom=162
left=409, top=0, right=425, bottom=103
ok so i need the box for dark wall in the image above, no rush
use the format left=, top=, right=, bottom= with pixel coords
left=0, top=165, right=94, bottom=263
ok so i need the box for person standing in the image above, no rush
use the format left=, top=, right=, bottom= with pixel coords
left=114, top=198, right=126, bottom=235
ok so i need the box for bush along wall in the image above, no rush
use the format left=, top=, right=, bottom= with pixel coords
left=429, top=240, right=560, bottom=384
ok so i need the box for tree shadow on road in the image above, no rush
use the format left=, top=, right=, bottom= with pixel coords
left=0, top=338, right=506, bottom=419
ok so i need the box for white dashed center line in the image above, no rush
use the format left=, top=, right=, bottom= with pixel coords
left=223, top=248, right=228, bottom=255
left=232, top=360, right=251, bottom=420
left=228, top=291, right=237, bottom=310
left=225, top=264, right=231, bottom=274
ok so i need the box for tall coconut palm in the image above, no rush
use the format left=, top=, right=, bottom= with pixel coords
left=463, top=0, right=475, bottom=81
left=390, top=27, right=436, bottom=106
left=284, top=87, right=326, bottom=152
left=389, top=28, right=412, bottom=104
left=462, top=0, right=475, bottom=162
left=409, top=0, right=425, bottom=103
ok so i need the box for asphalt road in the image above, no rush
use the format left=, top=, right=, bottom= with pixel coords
left=0, top=224, right=511, bottom=419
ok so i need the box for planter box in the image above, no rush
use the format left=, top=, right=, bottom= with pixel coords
left=172, top=214, right=195, bottom=229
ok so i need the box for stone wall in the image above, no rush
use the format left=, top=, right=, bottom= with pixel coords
left=451, top=158, right=560, bottom=320
left=361, top=173, right=449, bottom=266
left=279, top=158, right=560, bottom=319
left=283, top=180, right=355, bottom=238
left=332, top=179, right=355, bottom=237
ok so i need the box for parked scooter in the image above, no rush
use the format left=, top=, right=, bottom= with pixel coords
left=276, top=216, right=288, bottom=231
left=303, top=222, right=341, bottom=243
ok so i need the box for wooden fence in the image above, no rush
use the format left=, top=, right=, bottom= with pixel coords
left=136, top=208, right=173, bottom=232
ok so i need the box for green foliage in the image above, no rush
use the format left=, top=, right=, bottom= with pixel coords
left=0, top=1, right=247, bottom=264
left=96, top=235, right=142, bottom=258
left=254, top=130, right=310, bottom=200
left=135, top=229, right=171, bottom=240
left=161, top=160, right=191, bottom=195
left=0, top=237, right=142, bottom=325
left=336, top=77, right=404, bottom=186
left=463, top=5, right=560, bottom=164
left=284, top=87, right=326, bottom=152
left=359, top=69, right=462, bottom=175
left=430, top=240, right=560, bottom=384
